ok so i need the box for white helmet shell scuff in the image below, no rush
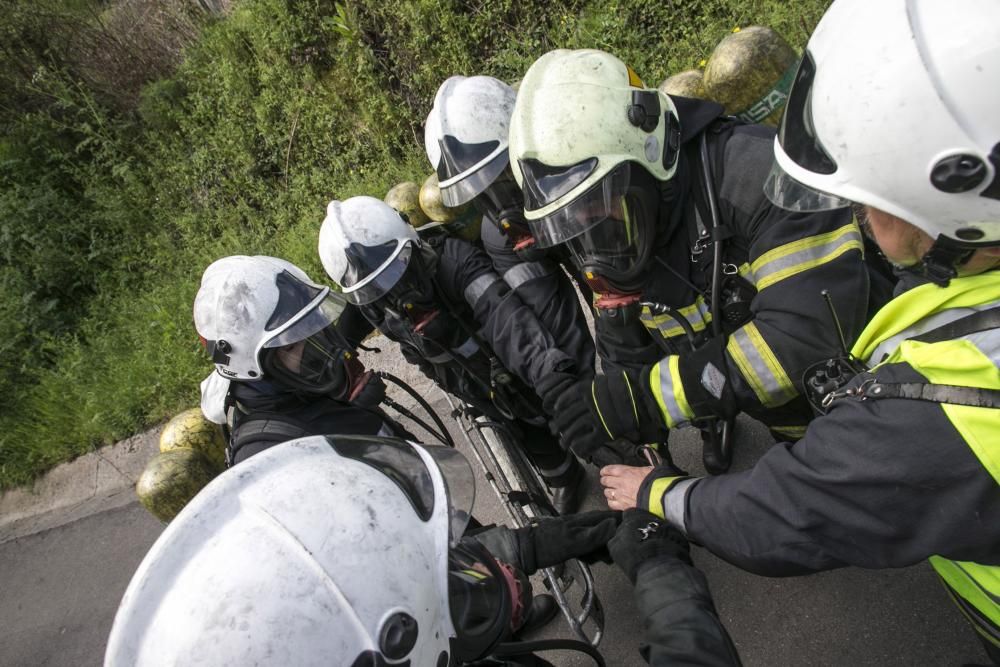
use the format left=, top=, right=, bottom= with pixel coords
left=192, top=255, right=347, bottom=382
left=104, top=435, right=495, bottom=666
left=425, top=75, right=517, bottom=207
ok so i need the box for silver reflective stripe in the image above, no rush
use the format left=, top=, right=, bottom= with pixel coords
left=868, top=298, right=1000, bottom=364
left=464, top=272, right=502, bottom=309
left=967, top=330, right=1000, bottom=369
left=654, top=362, right=688, bottom=426
left=425, top=350, right=453, bottom=364
left=377, top=423, right=396, bottom=437
left=728, top=326, right=794, bottom=405
left=750, top=224, right=863, bottom=290
left=451, top=337, right=480, bottom=359
left=664, top=478, right=697, bottom=535
left=503, top=260, right=554, bottom=291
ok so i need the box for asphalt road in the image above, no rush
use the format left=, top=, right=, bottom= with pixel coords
left=0, top=338, right=989, bottom=666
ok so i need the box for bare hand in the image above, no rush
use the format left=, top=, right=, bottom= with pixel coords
left=599, top=464, right=654, bottom=511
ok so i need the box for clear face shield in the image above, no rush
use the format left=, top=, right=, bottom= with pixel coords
left=341, top=240, right=414, bottom=306
left=764, top=50, right=851, bottom=213
left=436, top=135, right=508, bottom=208
left=261, top=294, right=364, bottom=398
left=523, top=160, right=652, bottom=293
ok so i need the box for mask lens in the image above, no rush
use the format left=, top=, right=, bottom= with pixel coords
left=564, top=196, right=642, bottom=281
left=268, top=322, right=353, bottom=395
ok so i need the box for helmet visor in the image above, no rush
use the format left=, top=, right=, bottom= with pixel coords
left=776, top=50, right=838, bottom=176
left=341, top=241, right=414, bottom=306
left=263, top=270, right=327, bottom=333
left=764, top=159, right=851, bottom=212
left=327, top=437, right=476, bottom=547
left=439, top=144, right=510, bottom=208
left=447, top=539, right=508, bottom=661
left=264, top=294, right=345, bottom=349
left=525, top=160, right=631, bottom=249
left=519, top=157, right=599, bottom=221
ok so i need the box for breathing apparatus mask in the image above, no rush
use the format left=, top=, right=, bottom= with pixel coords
left=362, top=242, right=468, bottom=350
left=473, top=166, right=543, bottom=260
left=260, top=319, right=365, bottom=400
left=245, top=272, right=369, bottom=399
left=523, top=160, right=659, bottom=301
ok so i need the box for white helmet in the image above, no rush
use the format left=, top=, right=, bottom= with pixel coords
left=193, top=256, right=358, bottom=396
left=104, top=435, right=517, bottom=666
left=508, top=49, right=682, bottom=292
left=425, top=75, right=517, bottom=208
left=318, top=196, right=422, bottom=305
left=766, top=0, right=1000, bottom=250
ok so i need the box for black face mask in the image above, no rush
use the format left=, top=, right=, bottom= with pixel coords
left=373, top=253, right=468, bottom=350
left=474, top=167, right=545, bottom=261
left=261, top=324, right=362, bottom=398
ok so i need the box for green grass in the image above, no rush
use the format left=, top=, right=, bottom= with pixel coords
left=0, top=0, right=831, bottom=489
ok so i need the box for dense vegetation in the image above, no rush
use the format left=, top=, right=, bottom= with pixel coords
left=0, top=0, right=829, bottom=489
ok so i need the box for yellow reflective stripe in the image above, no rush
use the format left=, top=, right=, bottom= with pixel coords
left=649, top=357, right=692, bottom=428
left=646, top=476, right=676, bottom=518
left=645, top=475, right=689, bottom=519
left=726, top=323, right=797, bottom=407
left=771, top=425, right=808, bottom=439
left=639, top=297, right=712, bottom=339
left=750, top=223, right=863, bottom=291
left=591, top=381, right=615, bottom=440
left=931, top=556, right=1000, bottom=636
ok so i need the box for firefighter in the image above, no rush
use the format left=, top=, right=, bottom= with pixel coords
left=424, top=74, right=599, bottom=454
left=192, top=255, right=408, bottom=464
left=318, top=196, right=589, bottom=514
left=507, top=47, right=895, bottom=472
left=601, top=0, right=1000, bottom=660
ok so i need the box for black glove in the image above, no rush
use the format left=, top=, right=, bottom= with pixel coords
left=470, top=511, right=622, bottom=574
left=590, top=367, right=671, bottom=445
left=536, top=372, right=608, bottom=460
left=676, top=336, right=738, bottom=422
left=587, top=438, right=648, bottom=468
left=609, top=509, right=691, bottom=583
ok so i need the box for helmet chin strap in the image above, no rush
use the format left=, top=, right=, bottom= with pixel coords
left=913, top=236, right=976, bottom=287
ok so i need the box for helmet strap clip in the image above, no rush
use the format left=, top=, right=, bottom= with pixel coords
left=917, top=236, right=975, bottom=287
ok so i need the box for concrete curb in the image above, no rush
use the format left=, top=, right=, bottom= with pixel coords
left=0, top=334, right=417, bottom=545
left=0, top=427, right=162, bottom=544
